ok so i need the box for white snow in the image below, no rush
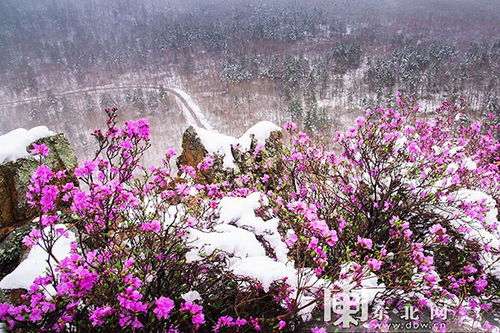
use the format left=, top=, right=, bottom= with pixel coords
left=175, top=96, right=199, bottom=129
left=237, top=121, right=281, bottom=151
left=0, top=126, right=54, bottom=163
left=186, top=193, right=290, bottom=289
left=187, top=224, right=266, bottom=260
left=219, top=193, right=288, bottom=262
left=218, top=192, right=264, bottom=224
left=194, top=121, right=281, bottom=169
left=232, top=256, right=297, bottom=292
left=0, top=225, right=75, bottom=290
left=187, top=193, right=288, bottom=264
left=194, top=127, right=238, bottom=168
left=463, top=157, right=477, bottom=171
left=182, top=290, right=202, bottom=302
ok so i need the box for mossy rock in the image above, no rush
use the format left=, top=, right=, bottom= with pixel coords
left=0, top=134, right=78, bottom=239
left=0, top=133, right=78, bottom=276
left=0, top=223, right=31, bottom=280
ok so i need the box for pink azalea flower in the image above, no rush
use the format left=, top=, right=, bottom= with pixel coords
left=153, top=297, right=175, bottom=320
left=30, top=143, right=50, bottom=157
left=367, top=258, right=382, bottom=271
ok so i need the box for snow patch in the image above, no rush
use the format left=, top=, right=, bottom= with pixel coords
left=182, top=290, right=202, bottom=302
left=0, top=126, right=54, bottom=164
left=187, top=224, right=265, bottom=260
left=237, top=121, right=282, bottom=151
left=232, top=256, right=296, bottom=292
left=185, top=192, right=326, bottom=321
left=334, top=262, right=386, bottom=306
left=187, top=193, right=287, bottom=265
left=219, top=193, right=288, bottom=262
left=0, top=225, right=75, bottom=290
left=194, top=127, right=238, bottom=169
left=194, top=121, right=281, bottom=169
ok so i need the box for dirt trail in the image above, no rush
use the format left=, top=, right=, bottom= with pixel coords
left=0, top=85, right=210, bottom=129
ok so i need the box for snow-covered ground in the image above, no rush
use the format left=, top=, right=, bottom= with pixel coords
left=0, top=85, right=214, bottom=166
left=0, top=225, right=75, bottom=291
left=0, top=85, right=211, bottom=131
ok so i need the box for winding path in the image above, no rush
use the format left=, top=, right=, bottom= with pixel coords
left=0, top=85, right=211, bottom=129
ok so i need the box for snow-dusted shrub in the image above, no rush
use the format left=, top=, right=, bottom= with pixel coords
left=265, top=95, right=499, bottom=331
left=0, top=108, right=319, bottom=332
left=0, top=98, right=499, bottom=332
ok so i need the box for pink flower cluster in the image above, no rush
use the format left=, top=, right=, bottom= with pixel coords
left=180, top=302, right=205, bottom=328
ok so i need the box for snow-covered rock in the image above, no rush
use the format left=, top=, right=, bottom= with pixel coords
left=0, top=132, right=78, bottom=279
left=194, top=121, right=281, bottom=169
left=193, top=127, right=239, bottom=169
left=0, top=126, right=54, bottom=164
left=177, top=121, right=282, bottom=173
left=237, top=121, right=282, bottom=151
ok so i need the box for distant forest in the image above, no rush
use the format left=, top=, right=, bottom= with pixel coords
left=1, top=0, right=499, bottom=132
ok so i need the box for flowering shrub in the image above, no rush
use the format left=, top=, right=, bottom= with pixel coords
left=270, top=96, right=500, bottom=331
left=0, top=100, right=498, bottom=332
